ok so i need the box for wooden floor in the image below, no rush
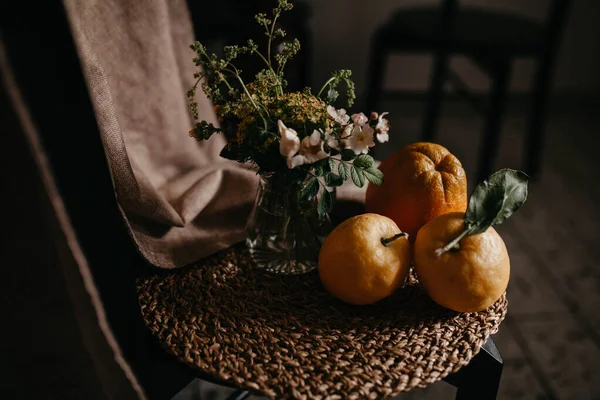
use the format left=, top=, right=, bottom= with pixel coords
left=173, top=101, right=600, bottom=400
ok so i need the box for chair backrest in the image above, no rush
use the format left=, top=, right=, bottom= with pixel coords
left=442, top=0, right=572, bottom=44
left=432, top=0, right=571, bottom=60
left=543, top=0, right=572, bottom=56
left=435, top=0, right=460, bottom=40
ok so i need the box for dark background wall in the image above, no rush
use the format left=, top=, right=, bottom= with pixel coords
left=309, top=0, right=600, bottom=97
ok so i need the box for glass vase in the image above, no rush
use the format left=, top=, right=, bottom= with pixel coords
left=245, top=174, right=334, bottom=275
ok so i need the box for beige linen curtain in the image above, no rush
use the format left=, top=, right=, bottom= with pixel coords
left=63, top=0, right=258, bottom=268
left=63, top=0, right=364, bottom=269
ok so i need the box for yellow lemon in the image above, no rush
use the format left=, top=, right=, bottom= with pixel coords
left=318, top=213, right=411, bottom=305
left=414, top=212, right=510, bottom=312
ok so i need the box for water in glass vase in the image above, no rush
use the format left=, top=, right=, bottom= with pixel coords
left=246, top=175, right=333, bottom=275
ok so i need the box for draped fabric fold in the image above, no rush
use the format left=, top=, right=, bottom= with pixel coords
left=62, top=0, right=364, bottom=269
left=62, top=0, right=258, bottom=268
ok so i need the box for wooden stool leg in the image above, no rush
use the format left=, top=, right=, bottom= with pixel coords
left=525, top=59, right=552, bottom=179
left=421, top=50, right=450, bottom=142
left=445, top=337, right=504, bottom=400
left=477, top=61, right=511, bottom=183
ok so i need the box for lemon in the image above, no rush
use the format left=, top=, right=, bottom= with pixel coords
left=318, top=213, right=411, bottom=305
left=414, top=212, right=510, bottom=312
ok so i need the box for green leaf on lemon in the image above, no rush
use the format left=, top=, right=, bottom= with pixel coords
left=437, top=168, right=529, bottom=255
left=465, top=169, right=529, bottom=235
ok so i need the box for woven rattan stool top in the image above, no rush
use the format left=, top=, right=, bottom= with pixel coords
left=137, top=244, right=507, bottom=400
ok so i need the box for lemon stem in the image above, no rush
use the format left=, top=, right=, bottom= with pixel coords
left=436, top=226, right=474, bottom=256
left=381, top=232, right=408, bottom=247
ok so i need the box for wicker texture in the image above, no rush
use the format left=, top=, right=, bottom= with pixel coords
left=137, top=245, right=507, bottom=399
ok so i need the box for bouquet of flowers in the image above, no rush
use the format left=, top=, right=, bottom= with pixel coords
left=187, top=0, right=390, bottom=219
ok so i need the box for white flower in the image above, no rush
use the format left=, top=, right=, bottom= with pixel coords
left=278, top=120, right=301, bottom=168
left=375, top=112, right=390, bottom=143
left=376, top=131, right=389, bottom=143
left=324, top=128, right=340, bottom=150
left=327, top=105, right=350, bottom=125
left=286, top=130, right=329, bottom=168
left=341, top=124, right=353, bottom=139
left=351, top=112, right=368, bottom=126
left=349, top=125, right=375, bottom=154
left=287, top=154, right=306, bottom=169
left=300, top=130, right=329, bottom=163
left=375, top=112, right=389, bottom=131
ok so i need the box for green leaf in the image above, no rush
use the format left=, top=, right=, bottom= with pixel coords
left=353, top=154, right=374, bottom=169
left=363, top=167, right=384, bottom=186
left=313, top=164, right=325, bottom=177
left=341, top=149, right=356, bottom=161
left=327, top=158, right=336, bottom=173
left=351, top=166, right=365, bottom=188
left=299, top=178, right=319, bottom=201
left=338, top=162, right=350, bottom=180
left=325, top=173, right=344, bottom=187
left=317, top=189, right=334, bottom=219
left=465, top=169, right=529, bottom=235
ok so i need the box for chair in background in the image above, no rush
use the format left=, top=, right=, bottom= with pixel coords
left=366, top=0, right=571, bottom=181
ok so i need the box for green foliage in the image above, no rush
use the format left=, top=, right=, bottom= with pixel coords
left=338, top=162, right=350, bottom=180
left=318, top=69, right=356, bottom=108
left=437, top=169, right=529, bottom=254
left=362, top=167, right=383, bottom=185
left=353, top=154, right=374, bottom=169
left=327, top=158, right=336, bottom=172
left=341, top=149, right=356, bottom=161
left=351, top=166, right=365, bottom=188
left=325, top=173, right=344, bottom=187
left=465, top=169, right=529, bottom=235
left=299, top=178, right=319, bottom=201
left=348, top=154, right=381, bottom=186
left=312, top=161, right=326, bottom=177
left=317, top=188, right=334, bottom=219
left=186, top=0, right=385, bottom=220
left=190, top=121, right=224, bottom=141
left=189, top=0, right=300, bottom=116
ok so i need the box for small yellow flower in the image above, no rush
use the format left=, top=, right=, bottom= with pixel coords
left=238, top=114, right=256, bottom=136
left=236, top=130, right=247, bottom=143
